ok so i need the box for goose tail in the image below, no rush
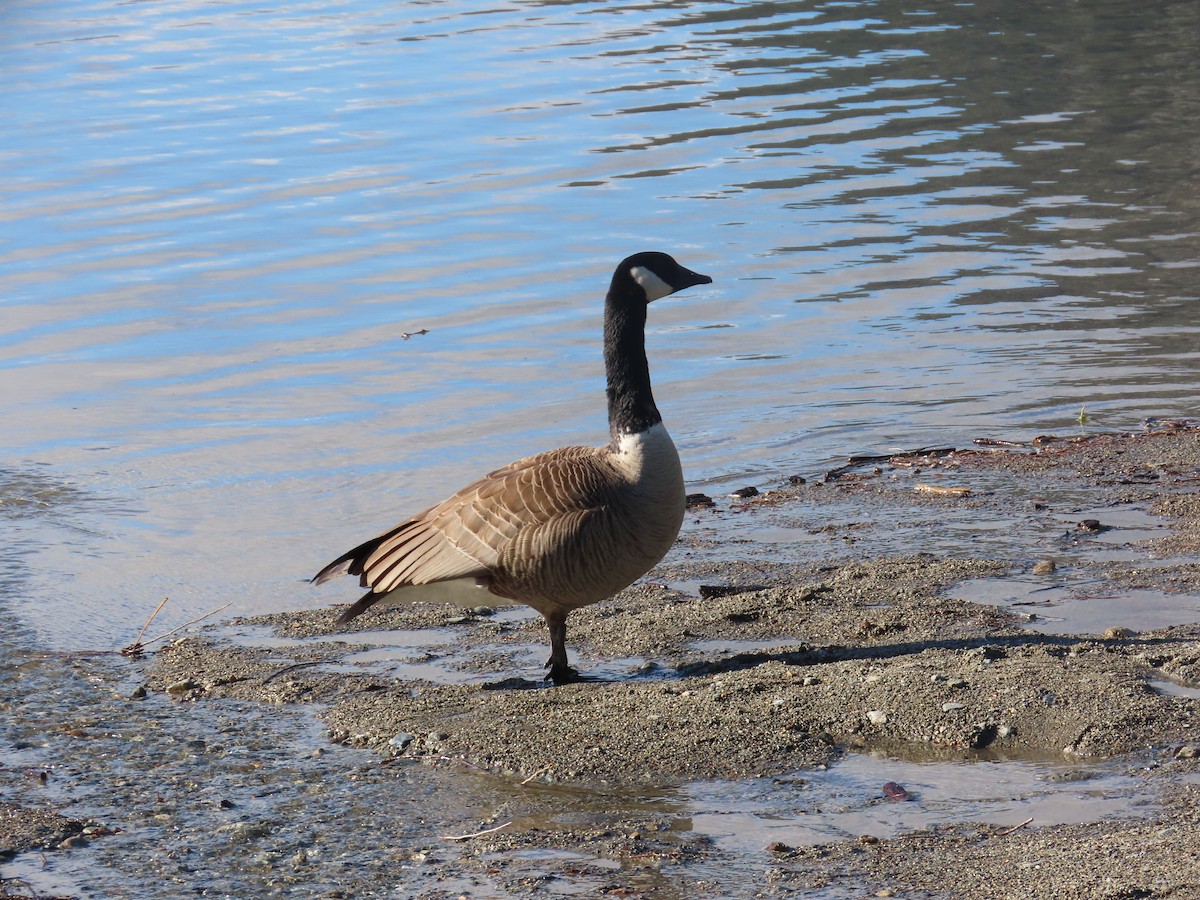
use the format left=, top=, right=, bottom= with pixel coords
left=311, top=533, right=388, bottom=586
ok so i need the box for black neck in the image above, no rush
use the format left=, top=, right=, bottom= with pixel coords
left=604, top=285, right=660, bottom=443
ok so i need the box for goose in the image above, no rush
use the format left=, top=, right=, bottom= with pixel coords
left=312, top=251, right=712, bottom=684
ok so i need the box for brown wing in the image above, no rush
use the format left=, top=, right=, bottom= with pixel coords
left=313, top=445, right=615, bottom=595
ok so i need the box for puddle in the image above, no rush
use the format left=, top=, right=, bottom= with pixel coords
left=951, top=576, right=1200, bottom=634
left=1148, top=677, right=1200, bottom=700
left=684, top=749, right=1157, bottom=853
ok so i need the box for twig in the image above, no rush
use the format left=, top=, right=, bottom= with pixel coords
left=122, top=596, right=171, bottom=655
left=997, top=816, right=1034, bottom=836
left=442, top=821, right=512, bottom=842
left=262, top=659, right=332, bottom=684
left=132, top=603, right=232, bottom=651
left=520, top=765, right=552, bottom=785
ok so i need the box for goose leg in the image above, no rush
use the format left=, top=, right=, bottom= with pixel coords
left=544, top=614, right=578, bottom=685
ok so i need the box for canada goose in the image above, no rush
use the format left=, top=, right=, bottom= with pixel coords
left=313, top=251, right=712, bottom=684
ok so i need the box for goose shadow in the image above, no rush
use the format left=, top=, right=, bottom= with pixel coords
left=480, top=628, right=1197, bottom=690
left=670, top=629, right=1195, bottom=679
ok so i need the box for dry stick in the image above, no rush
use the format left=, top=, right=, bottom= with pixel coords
left=442, top=821, right=512, bottom=842
left=997, top=816, right=1034, bottom=836
left=519, top=765, right=552, bottom=785
left=128, top=596, right=172, bottom=651
left=137, top=603, right=232, bottom=649
left=262, top=659, right=332, bottom=684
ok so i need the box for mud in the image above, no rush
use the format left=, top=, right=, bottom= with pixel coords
left=3, top=427, right=1200, bottom=898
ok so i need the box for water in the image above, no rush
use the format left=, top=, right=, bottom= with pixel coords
left=2, top=3, right=1199, bottom=891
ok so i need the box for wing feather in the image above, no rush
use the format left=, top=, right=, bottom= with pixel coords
left=314, top=445, right=616, bottom=600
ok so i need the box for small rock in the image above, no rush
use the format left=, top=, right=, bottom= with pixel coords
left=1076, top=519, right=1105, bottom=533
left=802, top=676, right=820, bottom=687
left=859, top=834, right=880, bottom=845
left=389, top=732, right=415, bottom=752
left=1104, top=626, right=1134, bottom=639
left=942, top=702, right=966, bottom=712
left=685, top=493, right=715, bottom=509
left=166, top=679, right=198, bottom=695
left=1175, top=746, right=1199, bottom=760
left=730, top=486, right=759, bottom=498
left=881, top=782, right=910, bottom=802
left=996, top=724, right=1015, bottom=738
left=1032, top=560, right=1057, bottom=575
left=866, top=710, right=888, bottom=725
left=767, top=841, right=794, bottom=853
left=788, top=474, right=807, bottom=485
left=471, top=606, right=495, bottom=617
left=129, top=685, right=148, bottom=700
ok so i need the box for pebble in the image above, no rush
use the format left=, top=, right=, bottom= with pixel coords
left=685, top=493, right=715, bottom=509
left=1032, top=560, right=1057, bottom=575
left=1175, top=746, right=1199, bottom=760
left=942, top=702, right=966, bottom=712
left=471, top=606, right=496, bottom=617
left=166, top=679, right=198, bottom=695
left=1104, top=626, right=1135, bottom=639
left=729, top=486, right=759, bottom=498
left=389, top=732, right=415, bottom=751
left=866, top=710, right=888, bottom=725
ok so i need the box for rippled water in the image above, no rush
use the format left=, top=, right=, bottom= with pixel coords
left=4, top=1, right=1200, bottom=642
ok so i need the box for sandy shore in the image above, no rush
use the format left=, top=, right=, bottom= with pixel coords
left=4, top=427, right=1200, bottom=898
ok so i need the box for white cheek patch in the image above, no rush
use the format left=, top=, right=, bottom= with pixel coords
left=630, top=265, right=674, bottom=301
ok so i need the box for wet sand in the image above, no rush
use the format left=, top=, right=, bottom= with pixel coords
left=4, top=427, right=1200, bottom=898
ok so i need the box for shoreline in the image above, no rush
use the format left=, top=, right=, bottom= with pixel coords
left=4, top=427, right=1200, bottom=898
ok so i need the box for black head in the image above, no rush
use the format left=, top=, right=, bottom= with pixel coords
left=613, top=251, right=712, bottom=303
